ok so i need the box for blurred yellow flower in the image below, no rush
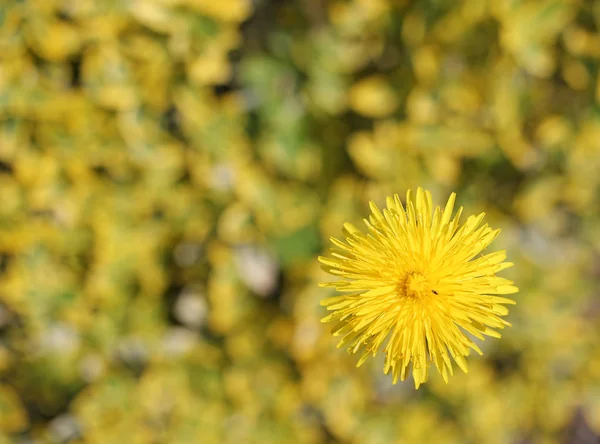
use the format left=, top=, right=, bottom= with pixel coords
left=319, top=188, right=518, bottom=388
left=349, top=75, right=398, bottom=117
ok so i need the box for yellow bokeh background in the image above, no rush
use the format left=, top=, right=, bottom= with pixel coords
left=0, top=0, right=599, bottom=442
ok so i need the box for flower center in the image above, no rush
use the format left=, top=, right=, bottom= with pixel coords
left=402, top=272, right=430, bottom=299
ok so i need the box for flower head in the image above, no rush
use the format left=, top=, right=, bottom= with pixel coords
left=319, top=188, right=518, bottom=388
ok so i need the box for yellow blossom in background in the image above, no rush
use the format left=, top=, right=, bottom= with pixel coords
left=349, top=75, right=398, bottom=117
left=319, top=188, right=518, bottom=388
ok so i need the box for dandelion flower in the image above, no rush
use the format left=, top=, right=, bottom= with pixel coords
left=319, top=188, right=518, bottom=388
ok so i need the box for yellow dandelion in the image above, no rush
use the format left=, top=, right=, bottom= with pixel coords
left=319, top=188, right=518, bottom=388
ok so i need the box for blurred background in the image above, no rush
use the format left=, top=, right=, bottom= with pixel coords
left=0, top=0, right=599, bottom=442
